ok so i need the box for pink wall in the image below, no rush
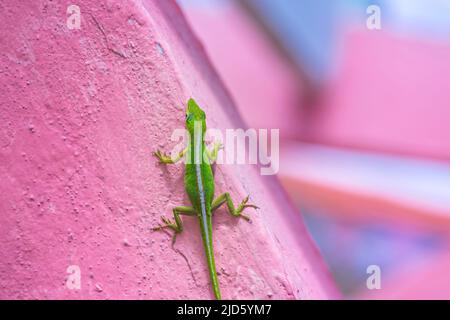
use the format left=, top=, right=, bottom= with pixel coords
left=0, top=0, right=338, bottom=299
left=304, top=29, right=450, bottom=161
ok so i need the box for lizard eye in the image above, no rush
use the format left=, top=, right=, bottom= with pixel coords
left=186, top=113, right=193, bottom=121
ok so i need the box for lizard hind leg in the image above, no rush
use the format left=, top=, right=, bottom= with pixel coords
left=152, top=206, right=196, bottom=244
left=211, top=193, right=259, bottom=222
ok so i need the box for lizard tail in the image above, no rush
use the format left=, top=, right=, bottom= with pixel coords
left=199, top=215, right=221, bottom=300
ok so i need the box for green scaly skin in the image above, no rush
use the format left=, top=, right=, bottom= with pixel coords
left=152, top=98, right=258, bottom=300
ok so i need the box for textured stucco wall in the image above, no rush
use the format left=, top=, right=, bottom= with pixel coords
left=0, top=0, right=338, bottom=299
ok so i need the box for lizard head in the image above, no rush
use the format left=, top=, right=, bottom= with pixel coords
left=186, top=98, right=206, bottom=135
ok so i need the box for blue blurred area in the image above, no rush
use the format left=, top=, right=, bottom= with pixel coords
left=302, top=208, right=445, bottom=295
left=243, top=0, right=450, bottom=84
left=179, top=0, right=450, bottom=83
left=384, top=0, right=450, bottom=39
left=245, top=0, right=340, bottom=84
left=244, top=0, right=378, bottom=84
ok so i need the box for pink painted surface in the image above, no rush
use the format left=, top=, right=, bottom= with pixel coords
left=0, top=0, right=338, bottom=299
left=303, top=29, right=450, bottom=161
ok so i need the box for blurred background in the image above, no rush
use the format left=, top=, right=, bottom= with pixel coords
left=177, top=0, right=450, bottom=299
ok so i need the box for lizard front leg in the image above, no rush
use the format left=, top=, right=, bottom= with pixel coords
left=205, top=141, right=223, bottom=164
left=152, top=206, right=196, bottom=244
left=153, top=147, right=187, bottom=164
left=211, top=193, right=258, bottom=221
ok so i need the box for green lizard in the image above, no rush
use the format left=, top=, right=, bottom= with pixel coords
left=152, top=98, right=258, bottom=300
